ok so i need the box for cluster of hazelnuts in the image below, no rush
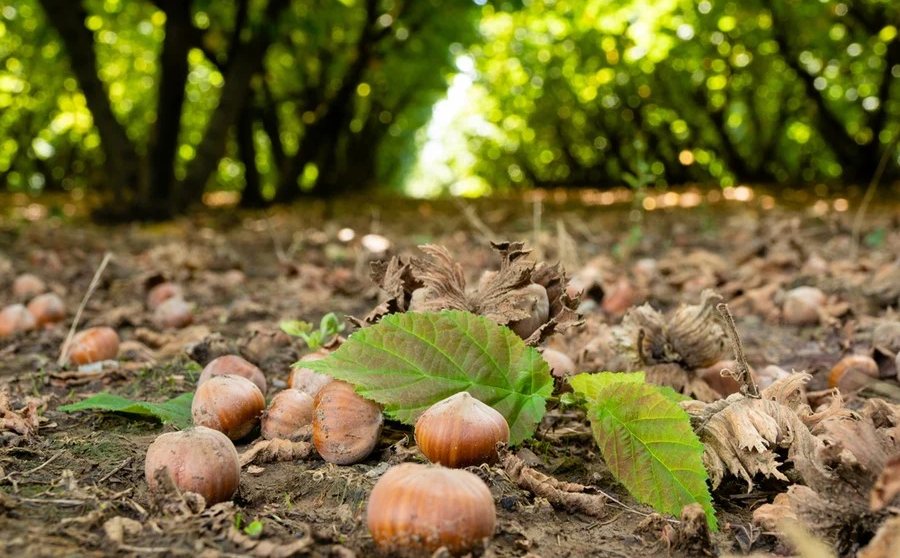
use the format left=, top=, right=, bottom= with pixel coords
left=144, top=353, right=508, bottom=555
left=0, top=273, right=67, bottom=337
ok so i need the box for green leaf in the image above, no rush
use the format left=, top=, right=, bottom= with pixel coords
left=280, top=320, right=313, bottom=338
left=586, top=382, right=716, bottom=529
left=656, top=385, right=693, bottom=403
left=570, top=371, right=644, bottom=401
left=303, top=310, right=553, bottom=445
left=58, top=392, right=194, bottom=429
left=243, top=521, right=263, bottom=537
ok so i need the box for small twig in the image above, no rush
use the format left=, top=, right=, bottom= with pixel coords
left=58, top=252, right=113, bottom=366
left=265, top=217, right=287, bottom=264
left=0, top=450, right=65, bottom=492
left=851, top=132, right=899, bottom=259
left=16, top=497, right=87, bottom=506
left=452, top=198, right=497, bottom=241
left=533, top=196, right=543, bottom=258
left=716, top=303, right=760, bottom=398
left=97, top=457, right=132, bottom=484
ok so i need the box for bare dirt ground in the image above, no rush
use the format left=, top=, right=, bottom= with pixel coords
left=1, top=194, right=898, bottom=557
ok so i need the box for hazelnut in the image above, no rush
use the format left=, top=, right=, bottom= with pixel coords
left=261, top=389, right=314, bottom=440
left=144, top=426, right=240, bottom=505
left=0, top=304, right=38, bottom=337
left=415, top=392, right=509, bottom=468
left=199, top=355, right=267, bottom=394
left=152, top=297, right=193, bottom=329
left=67, top=327, right=120, bottom=365
left=147, top=282, right=183, bottom=311
left=191, top=374, right=265, bottom=441
left=828, top=355, right=879, bottom=392
left=27, top=293, right=66, bottom=326
left=508, top=283, right=549, bottom=339
left=13, top=273, right=47, bottom=300
left=541, top=348, right=576, bottom=378
left=697, top=360, right=755, bottom=396
left=288, top=351, right=332, bottom=396
left=313, top=381, right=383, bottom=464
left=367, top=463, right=496, bottom=556
left=782, top=286, right=825, bottom=326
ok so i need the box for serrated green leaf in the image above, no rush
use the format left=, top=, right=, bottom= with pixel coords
left=656, top=385, right=693, bottom=403
left=587, top=382, right=717, bottom=530
left=570, top=371, right=644, bottom=401
left=58, top=392, right=194, bottom=429
left=303, top=310, right=553, bottom=445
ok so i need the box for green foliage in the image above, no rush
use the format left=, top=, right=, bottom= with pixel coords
left=303, top=310, right=553, bottom=445
left=280, top=312, right=345, bottom=349
left=570, top=372, right=716, bottom=530
left=58, top=392, right=193, bottom=429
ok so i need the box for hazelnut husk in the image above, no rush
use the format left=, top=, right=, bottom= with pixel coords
left=414, top=392, right=509, bottom=468
left=261, top=389, right=314, bottom=440
left=67, top=326, right=120, bottom=365
left=312, top=380, right=383, bottom=464
left=367, top=463, right=496, bottom=556
left=191, top=374, right=265, bottom=441
left=144, top=426, right=240, bottom=505
left=199, top=355, right=267, bottom=394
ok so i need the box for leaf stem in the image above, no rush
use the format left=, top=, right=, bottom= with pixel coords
left=715, top=303, right=759, bottom=398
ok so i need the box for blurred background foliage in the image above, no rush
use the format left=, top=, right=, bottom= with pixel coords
left=0, top=0, right=897, bottom=218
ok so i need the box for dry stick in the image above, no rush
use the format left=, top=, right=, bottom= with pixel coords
left=58, top=252, right=113, bottom=366
left=452, top=197, right=497, bottom=241
left=265, top=217, right=287, bottom=264
left=716, top=303, right=760, bottom=398
left=850, top=133, right=900, bottom=260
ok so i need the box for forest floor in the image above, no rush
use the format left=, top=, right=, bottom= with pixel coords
left=0, top=194, right=899, bottom=557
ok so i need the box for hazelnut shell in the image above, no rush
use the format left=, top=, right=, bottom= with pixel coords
left=67, top=327, right=120, bottom=365
left=261, top=389, right=314, bottom=440
left=144, top=426, right=240, bottom=505
left=0, top=304, right=38, bottom=337
left=27, top=292, right=66, bottom=326
left=199, top=355, right=267, bottom=394
left=367, top=463, right=496, bottom=556
left=313, top=380, right=383, bottom=464
left=191, top=374, right=265, bottom=441
left=288, top=351, right=332, bottom=396
left=414, top=392, right=509, bottom=468
left=828, top=355, right=879, bottom=392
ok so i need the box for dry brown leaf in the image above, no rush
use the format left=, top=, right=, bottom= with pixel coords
left=0, top=389, right=41, bottom=437
left=752, top=493, right=797, bottom=532
left=686, top=374, right=845, bottom=490
left=500, top=450, right=606, bottom=517
left=858, top=516, right=900, bottom=558
left=239, top=439, right=314, bottom=467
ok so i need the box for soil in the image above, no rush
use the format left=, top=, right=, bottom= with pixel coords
left=1, top=193, right=898, bottom=557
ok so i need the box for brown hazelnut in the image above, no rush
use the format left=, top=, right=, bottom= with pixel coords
left=508, top=283, right=549, bottom=339
left=67, top=326, right=120, bottom=365
left=288, top=351, right=332, bottom=396
left=144, top=426, right=240, bottom=505
left=191, top=374, right=265, bottom=441
left=828, top=355, right=879, bottom=392
left=261, top=389, right=314, bottom=440
left=152, top=297, right=193, bottom=329
left=542, top=348, right=576, bottom=378
left=415, top=392, right=509, bottom=468
left=0, top=303, right=38, bottom=337
left=367, top=463, right=496, bottom=556
left=782, top=287, right=825, bottom=325
left=27, top=292, right=66, bottom=326
left=13, top=273, right=47, bottom=300
left=147, top=282, right=183, bottom=311
left=313, top=380, right=383, bottom=464
left=199, top=355, right=267, bottom=394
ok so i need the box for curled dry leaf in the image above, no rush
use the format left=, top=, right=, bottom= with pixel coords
left=858, top=516, right=900, bottom=558
left=500, top=450, right=606, bottom=517
left=0, top=389, right=41, bottom=436
left=354, top=242, right=581, bottom=345
left=684, top=373, right=847, bottom=490
left=239, top=438, right=314, bottom=467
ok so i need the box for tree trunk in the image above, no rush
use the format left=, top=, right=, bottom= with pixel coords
left=145, top=0, right=192, bottom=218
left=237, top=107, right=266, bottom=208
left=38, top=0, right=140, bottom=206
left=179, top=0, right=290, bottom=208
